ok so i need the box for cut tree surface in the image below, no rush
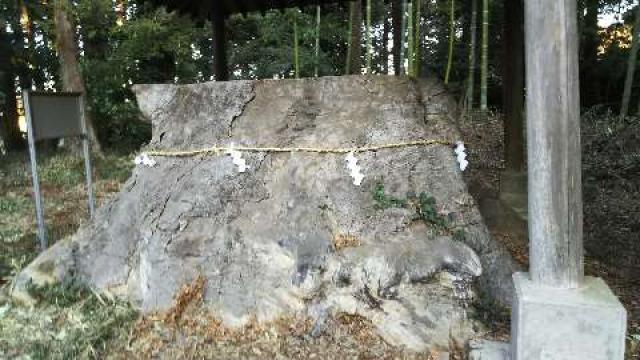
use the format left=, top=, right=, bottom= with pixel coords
left=12, top=75, right=517, bottom=352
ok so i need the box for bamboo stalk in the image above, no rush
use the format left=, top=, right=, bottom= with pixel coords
left=480, top=0, right=489, bottom=111
left=366, top=0, right=372, bottom=74
left=414, top=0, right=421, bottom=77
left=409, top=2, right=414, bottom=76
left=400, top=0, right=407, bottom=74
left=293, top=9, right=300, bottom=78
left=346, top=2, right=354, bottom=74
left=382, top=2, right=390, bottom=74
left=466, top=0, right=477, bottom=111
left=315, top=5, right=321, bottom=77
left=444, top=0, right=455, bottom=84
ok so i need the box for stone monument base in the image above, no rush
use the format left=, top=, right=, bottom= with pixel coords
left=511, top=272, right=626, bottom=360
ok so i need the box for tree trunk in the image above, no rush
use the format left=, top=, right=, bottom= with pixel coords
left=0, top=70, right=22, bottom=150
left=391, top=0, right=403, bottom=75
left=445, top=0, right=455, bottom=84
left=53, top=0, right=102, bottom=154
left=20, top=0, right=33, bottom=87
left=581, top=0, right=600, bottom=106
left=621, top=6, right=640, bottom=117
left=466, top=0, right=478, bottom=111
left=0, top=18, right=23, bottom=150
left=502, top=0, right=525, bottom=172
left=347, top=0, right=362, bottom=75
left=212, top=12, right=228, bottom=81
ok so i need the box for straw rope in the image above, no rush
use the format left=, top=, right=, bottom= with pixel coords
left=145, top=139, right=455, bottom=158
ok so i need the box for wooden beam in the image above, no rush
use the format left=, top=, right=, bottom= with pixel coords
left=524, top=0, right=583, bottom=288
left=212, top=11, right=229, bottom=81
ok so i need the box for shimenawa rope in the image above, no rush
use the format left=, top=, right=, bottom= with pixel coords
left=145, top=139, right=455, bottom=158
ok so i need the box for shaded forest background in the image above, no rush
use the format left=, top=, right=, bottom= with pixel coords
left=0, top=0, right=639, bottom=153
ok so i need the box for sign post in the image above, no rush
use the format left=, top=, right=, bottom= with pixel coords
left=23, top=91, right=95, bottom=251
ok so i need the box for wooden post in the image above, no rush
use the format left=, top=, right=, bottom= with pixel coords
left=212, top=11, right=228, bottom=81
left=524, top=0, right=583, bottom=288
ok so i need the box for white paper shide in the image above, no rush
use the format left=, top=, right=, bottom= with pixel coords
left=134, top=153, right=157, bottom=167
left=345, top=151, right=364, bottom=186
left=454, top=142, right=468, bottom=171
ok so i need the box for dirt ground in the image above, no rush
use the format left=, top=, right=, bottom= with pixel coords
left=0, top=109, right=638, bottom=359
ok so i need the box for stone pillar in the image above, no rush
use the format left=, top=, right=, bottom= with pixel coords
left=510, top=0, right=627, bottom=358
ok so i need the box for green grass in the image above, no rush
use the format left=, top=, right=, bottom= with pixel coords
left=0, top=197, right=29, bottom=215
left=0, top=151, right=134, bottom=189
left=0, top=150, right=137, bottom=359
left=0, top=151, right=134, bottom=284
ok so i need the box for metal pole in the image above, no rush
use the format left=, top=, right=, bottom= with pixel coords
left=79, top=95, right=95, bottom=218
left=525, top=0, right=583, bottom=288
left=23, top=90, right=47, bottom=251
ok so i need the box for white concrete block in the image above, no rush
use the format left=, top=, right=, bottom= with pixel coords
left=511, top=272, right=626, bottom=360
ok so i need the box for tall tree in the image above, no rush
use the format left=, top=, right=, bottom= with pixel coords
left=621, top=5, right=640, bottom=117
left=480, top=0, right=489, bottom=111
left=346, top=0, right=362, bottom=74
left=466, top=0, right=478, bottom=111
left=502, top=0, right=525, bottom=172
left=53, top=0, right=101, bottom=153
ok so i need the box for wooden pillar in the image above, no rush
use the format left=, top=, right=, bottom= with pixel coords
left=212, top=11, right=228, bottom=81
left=524, top=0, right=583, bottom=288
